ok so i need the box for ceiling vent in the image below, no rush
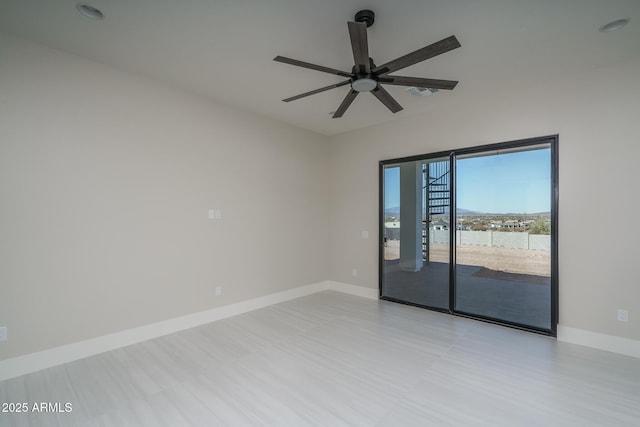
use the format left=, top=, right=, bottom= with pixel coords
left=406, top=87, right=439, bottom=97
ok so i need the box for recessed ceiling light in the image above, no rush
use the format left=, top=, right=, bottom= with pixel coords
left=599, top=18, right=630, bottom=32
left=76, top=3, right=104, bottom=20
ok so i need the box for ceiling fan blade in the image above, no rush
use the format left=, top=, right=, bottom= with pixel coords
left=282, top=80, right=351, bottom=102
left=372, top=35, right=461, bottom=75
left=371, top=85, right=403, bottom=113
left=348, top=21, right=370, bottom=74
left=274, top=56, right=353, bottom=78
left=377, top=76, right=458, bottom=90
left=333, top=89, right=359, bottom=118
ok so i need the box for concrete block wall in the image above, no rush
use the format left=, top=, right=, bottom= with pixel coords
left=429, top=229, right=550, bottom=251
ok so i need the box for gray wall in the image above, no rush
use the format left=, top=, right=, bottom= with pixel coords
left=329, top=57, right=640, bottom=342
left=0, top=35, right=330, bottom=360
left=1, top=32, right=639, bottom=361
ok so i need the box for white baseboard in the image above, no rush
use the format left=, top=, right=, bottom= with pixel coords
left=326, top=281, right=379, bottom=299
left=557, top=326, right=640, bottom=359
left=0, top=281, right=332, bottom=381
left=13, top=283, right=637, bottom=381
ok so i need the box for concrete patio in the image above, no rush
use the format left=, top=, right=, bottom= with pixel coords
left=382, top=259, right=551, bottom=331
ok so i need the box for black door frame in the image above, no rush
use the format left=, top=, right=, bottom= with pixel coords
left=379, top=135, right=559, bottom=336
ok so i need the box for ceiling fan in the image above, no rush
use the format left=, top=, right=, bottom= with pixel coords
left=274, top=10, right=461, bottom=118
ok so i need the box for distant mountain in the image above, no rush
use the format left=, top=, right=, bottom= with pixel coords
left=429, top=207, right=487, bottom=216
left=429, top=207, right=484, bottom=216
left=457, top=209, right=550, bottom=216
left=388, top=207, right=486, bottom=217
left=388, top=206, right=480, bottom=216
left=386, top=205, right=548, bottom=217
left=456, top=208, right=484, bottom=216
left=384, top=206, right=400, bottom=217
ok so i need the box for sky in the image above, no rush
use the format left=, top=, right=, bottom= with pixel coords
left=384, top=148, right=551, bottom=214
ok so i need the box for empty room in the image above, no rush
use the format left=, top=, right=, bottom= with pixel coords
left=1, top=1, right=639, bottom=426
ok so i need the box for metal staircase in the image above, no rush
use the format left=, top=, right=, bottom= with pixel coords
left=423, top=161, right=450, bottom=261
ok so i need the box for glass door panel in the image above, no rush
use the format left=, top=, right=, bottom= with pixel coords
left=381, top=158, right=449, bottom=310
left=454, top=146, right=552, bottom=330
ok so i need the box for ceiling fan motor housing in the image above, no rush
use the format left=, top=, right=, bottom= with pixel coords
left=355, top=10, right=375, bottom=27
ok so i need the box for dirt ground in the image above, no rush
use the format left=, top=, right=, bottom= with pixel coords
left=384, top=241, right=550, bottom=277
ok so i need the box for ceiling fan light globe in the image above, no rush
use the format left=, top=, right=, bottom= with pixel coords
left=352, top=78, right=377, bottom=92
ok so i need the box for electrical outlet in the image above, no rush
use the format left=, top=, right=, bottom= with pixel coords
left=617, top=309, right=629, bottom=322
left=0, top=326, right=7, bottom=342
left=361, top=230, right=369, bottom=239
left=352, top=268, right=357, bottom=277
left=215, top=286, right=222, bottom=297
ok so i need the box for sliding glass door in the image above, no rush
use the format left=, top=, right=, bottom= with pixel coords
left=454, top=145, right=552, bottom=330
left=381, top=157, right=450, bottom=311
left=380, top=136, right=557, bottom=335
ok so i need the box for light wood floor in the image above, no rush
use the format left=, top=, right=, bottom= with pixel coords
left=1, top=291, right=639, bottom=426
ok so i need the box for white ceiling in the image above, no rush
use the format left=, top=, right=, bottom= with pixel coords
left=1, top=0, right=638, bottom=136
